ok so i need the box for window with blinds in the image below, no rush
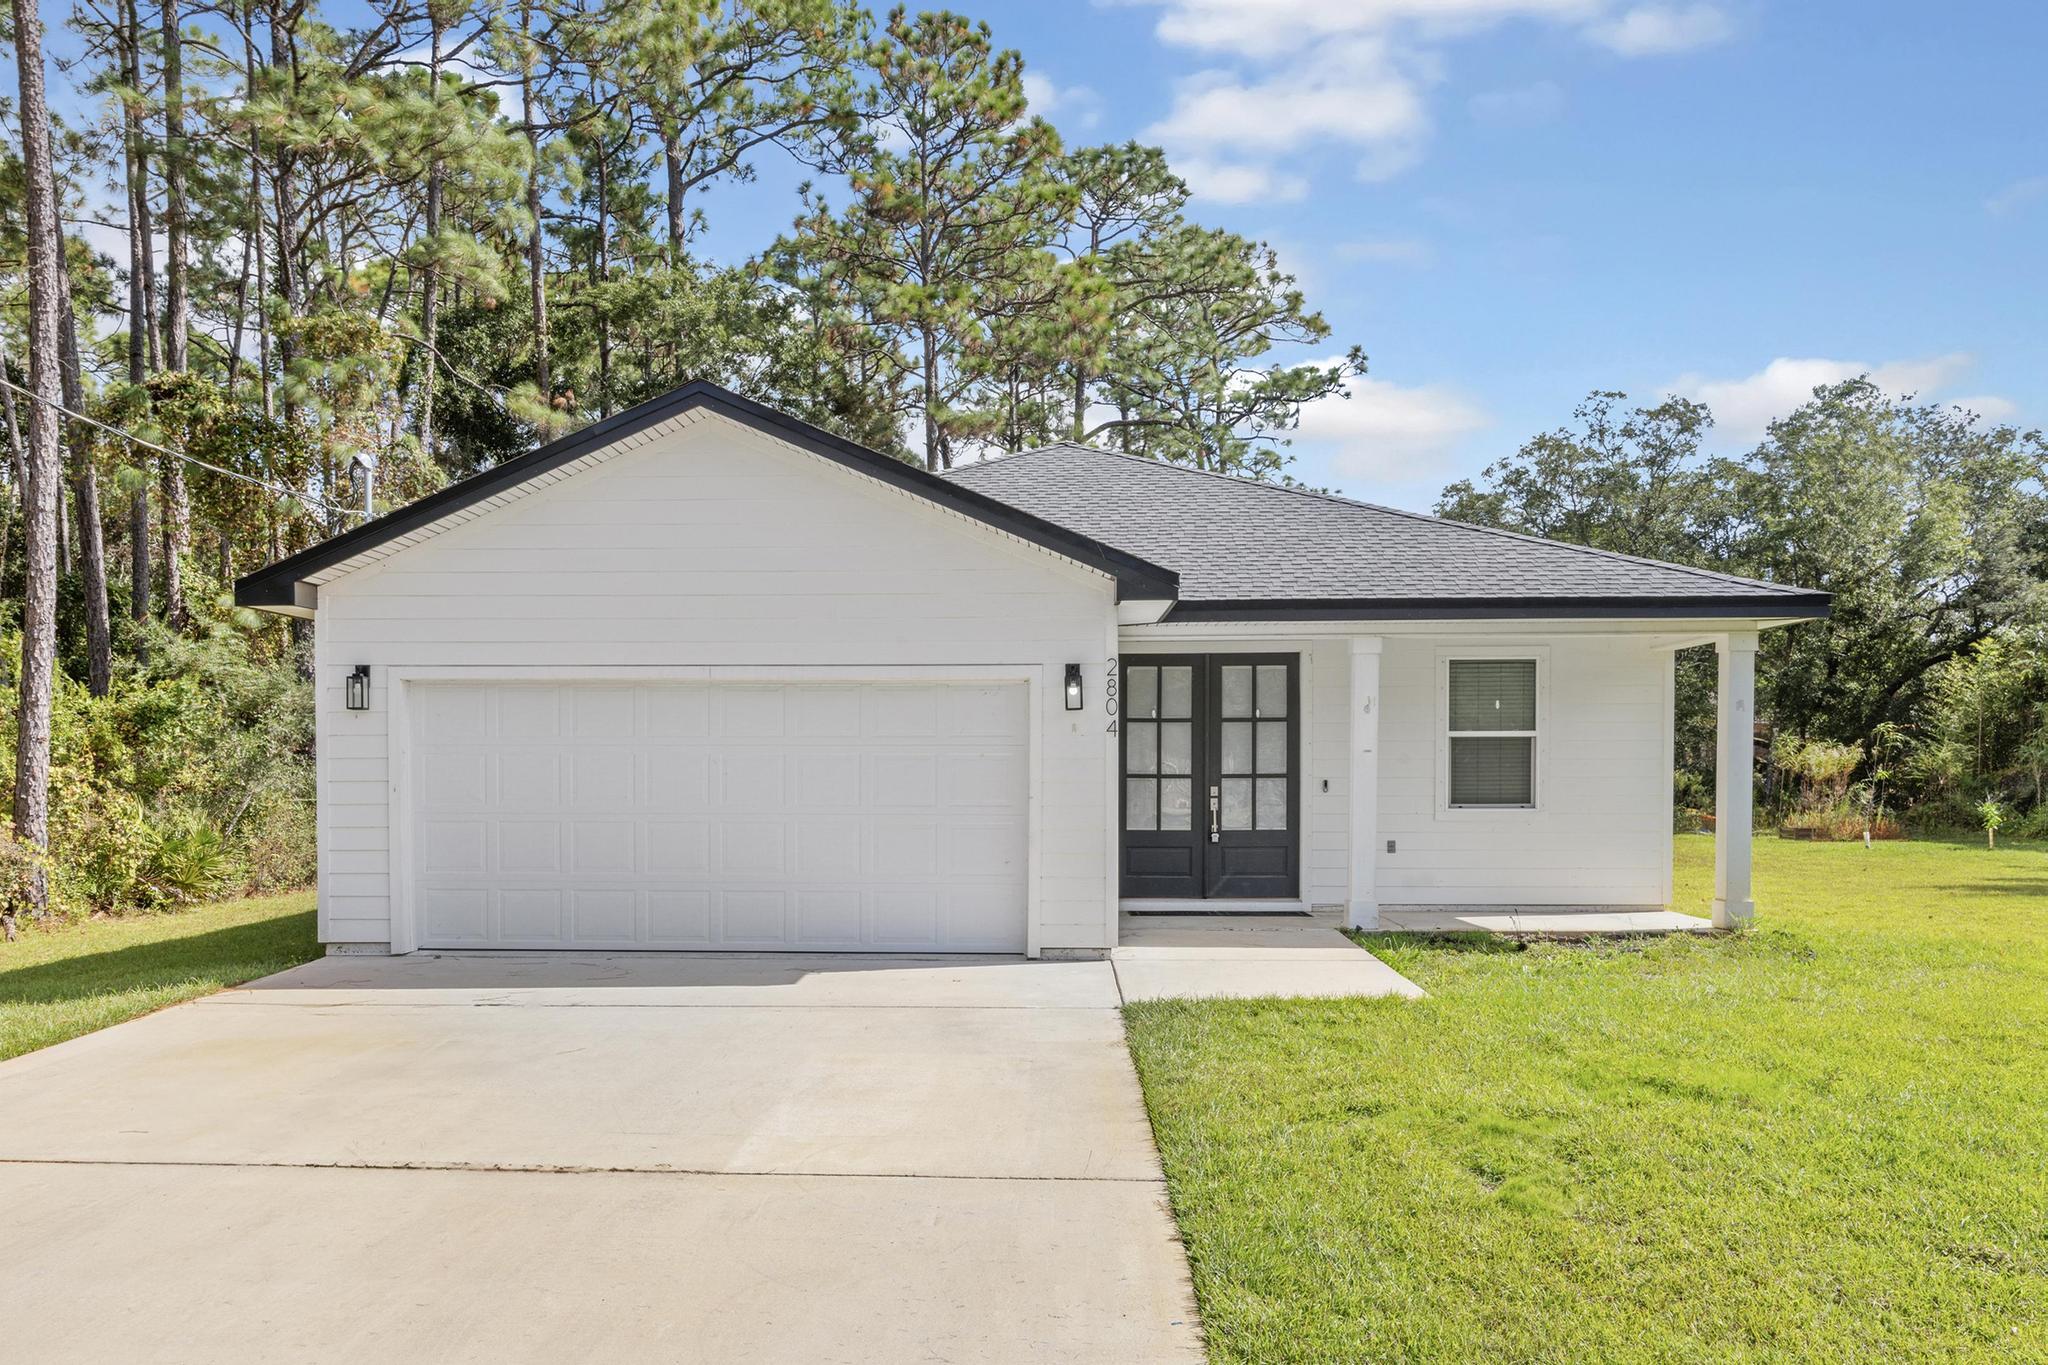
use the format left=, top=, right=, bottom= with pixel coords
left=1446, top=659, right=1537, bottom=808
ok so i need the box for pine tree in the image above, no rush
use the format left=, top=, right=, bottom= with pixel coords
left=772, top=8, right=1069, bottom=470
left=9, top=0, right=66, bottom=914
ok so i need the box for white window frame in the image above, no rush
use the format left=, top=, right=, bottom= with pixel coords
left=1435, top=646, right=1547, bottom=819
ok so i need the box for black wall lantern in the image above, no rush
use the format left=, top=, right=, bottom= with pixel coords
left=345, top=665, right=371, bottom=711
left=1064, top=663, right=1084, bottom=711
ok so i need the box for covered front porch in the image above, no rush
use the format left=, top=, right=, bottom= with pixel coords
left=1340, top=629, right=1760, bottom=933
left=1114, top=625, right=1768, bottom=936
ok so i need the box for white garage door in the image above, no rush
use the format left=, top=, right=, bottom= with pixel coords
left=407, top=680, right=1029, bottom=951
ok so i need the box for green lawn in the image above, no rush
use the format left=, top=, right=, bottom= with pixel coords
left=1124, top=836, right=2048, bottom=1362
left=0, top=892, right=318, bottom=1062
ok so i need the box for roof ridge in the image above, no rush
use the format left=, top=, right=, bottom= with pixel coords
left=965, top=439, right=1808, bottom=599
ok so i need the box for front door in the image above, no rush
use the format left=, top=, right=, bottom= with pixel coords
left=1119, top=654, right=1300, bottom=900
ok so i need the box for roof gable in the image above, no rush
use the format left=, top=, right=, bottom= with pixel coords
left=234, top=384, right=1179, bottom=614
left=943, top=442, right=1830, bottom=622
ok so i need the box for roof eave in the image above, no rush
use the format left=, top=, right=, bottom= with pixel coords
left=1160, top=593, right=1833, bottom=624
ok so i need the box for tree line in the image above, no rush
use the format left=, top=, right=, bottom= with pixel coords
left=1439, top=383, right=2048, bottom=834
left=1, top=0, right=1364, bottom=926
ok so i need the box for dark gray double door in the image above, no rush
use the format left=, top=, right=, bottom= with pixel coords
left=1118, top=654, right=1300, bottom=900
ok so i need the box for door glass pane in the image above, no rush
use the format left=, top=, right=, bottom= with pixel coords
left=1221, top=721, right=1253, bottom=774
left=1255, top=777, right=1288, bottom=830
left=1126, top=721, right=1158, bottom=775
left=1449, top=660, right=1537, bottom=732
left=1450, top=736, right=1534, bottom=806
left=1161, top=666, right=1193, bottom=719
left=1255, top=721, right=1287, bottom=774
left=1221, top=778, right=1252, bottom=830
left=1160, top=722, right=1192, bottom=775
left=1255, top=665, right=1288, bottom=718
left=1128, top=666, right=1158, bottom=719
left=1220, top=666, right=1253, bottom=718
left=1125, top=778, right=1158, bottom=830
left=1159, top=778, right=1193, bottom=830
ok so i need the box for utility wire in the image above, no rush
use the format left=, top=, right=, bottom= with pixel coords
left=0, top=373, right=358, bottom=520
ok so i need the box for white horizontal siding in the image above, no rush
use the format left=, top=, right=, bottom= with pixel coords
left=315, top=416, right=1117, bottom=952
left=1373, top=634, right=1672, bottom=905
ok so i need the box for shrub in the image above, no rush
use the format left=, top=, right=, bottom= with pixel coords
left=146, top=821, right=238, bottom=906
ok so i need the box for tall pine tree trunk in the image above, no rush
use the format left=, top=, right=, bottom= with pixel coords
left=596, top=117, right=612, bottom=417
left=159, top=0, right=191, bottom=629
left=123, top=0, right=152, bottom=624
left=520, top=3, right=549, bottom=397
left=55, top=267, right=113, bottom=696
left=663, top=132, right=686, bottom=266
left=417, top=10, right=444, bottom=462
left=10, top=0, right=65, bottom=918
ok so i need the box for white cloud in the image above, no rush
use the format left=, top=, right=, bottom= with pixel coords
left=1947, top=394, right=2019, bottom=423
left=1666, top=352, right=2006, bottom=446
left=1129, top=1, right=1729, bottom=192
left=1169, top=155, right=1309, bottom=205
left=1335, top=237, right=1436, bottom=267
left=1140, top=0, right=1604, bottom=60
left=1585, top=3, right=1734, bottom=56
left=1292, top=369, right=1492, bottom=479
left=1985, top=175, right=2048, bottom=216
left=1147, top=41, right=1428, bottom=156
left=1469, top=80, right=1566, bottom=127
left=1021, top=72, right=1104, bottom=130
left=1145, top=39, right=1431, bottom=194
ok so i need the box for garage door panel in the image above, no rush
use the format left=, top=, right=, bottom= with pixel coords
left=421, top=887, right=489, bottom=942
left=871, top=890, right=939, bottom=946
left=410, top=680, right=1028, bottom=952
left=720, top=889, right=789, bottom=944
left=646, top=821, right=711, bottom=874
left=498, top=686, right=561, bottom=739
left=498, top=751, right=563, bottom=807
left=866, top=752, right=938, bottom=807
left=421, top=821, right=486, bottom=875
left=571, top=687, right=636, bottom=738
left=646, top=890, right=713, bottom=945
left=794, top=889, right=862, bottom=944
left=498, top=822, right=562, bottom=874
left=501, top=888, right=566, bottom=941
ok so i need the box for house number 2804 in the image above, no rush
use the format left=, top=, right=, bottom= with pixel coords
left=1104, top=656, right=1119, bottom=734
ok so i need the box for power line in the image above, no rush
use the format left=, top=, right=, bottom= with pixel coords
left=0, top=373, right=358, bottom=520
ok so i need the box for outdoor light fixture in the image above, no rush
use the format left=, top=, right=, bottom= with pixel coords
left=345, top=665, right=371, bottom=711
left=1064, top=663, right=1084, bottom=711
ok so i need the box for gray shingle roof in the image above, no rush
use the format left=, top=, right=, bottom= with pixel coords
left=944, top=442, right=1828, bottom=621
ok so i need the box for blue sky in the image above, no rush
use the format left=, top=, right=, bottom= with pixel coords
left=697, top=0, right=2048, bottom=507
left=43, top=1, right=2047, bottom=509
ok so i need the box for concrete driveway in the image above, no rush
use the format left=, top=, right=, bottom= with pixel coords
left=0, top=953, right=1203, bottom=1364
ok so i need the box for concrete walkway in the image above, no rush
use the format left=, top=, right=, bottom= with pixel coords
left=1113, top=912, right=1424, bottom=1002
left=0, top=953, right=1204, bottom=1364
left=1379, top=906, right=1714, bottom=936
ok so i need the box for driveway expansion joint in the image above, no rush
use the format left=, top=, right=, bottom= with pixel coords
left=0, top=1155, right=1169, bottom=1184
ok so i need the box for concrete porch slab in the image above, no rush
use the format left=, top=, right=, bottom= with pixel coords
left=1378, top=907, right=1716, bottom=936
left=1112, top=912, right=1424, bottom=1002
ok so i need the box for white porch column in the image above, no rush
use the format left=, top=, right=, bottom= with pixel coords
left=1347, top=637, right=1383, bottom=930
left=1713, top=630, right=1759, bottom=928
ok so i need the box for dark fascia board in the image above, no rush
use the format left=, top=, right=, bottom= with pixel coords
left=234, top=381, right=1181, bottom=609
left=1163, top=592, right=1833, bottom=623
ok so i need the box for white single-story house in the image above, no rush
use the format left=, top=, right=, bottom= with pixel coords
left=236, top=382, right=1829, bottom=957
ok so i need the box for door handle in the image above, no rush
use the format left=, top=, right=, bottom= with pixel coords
left=1209, top=787, right=1220, bottom=843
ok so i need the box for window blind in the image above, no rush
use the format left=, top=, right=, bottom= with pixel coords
left=1448, top=659, right=1537, bottom=732
left=1448, top=659, right=1536, bottom=806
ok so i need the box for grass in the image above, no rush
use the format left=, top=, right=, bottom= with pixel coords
left=0, top=892, right=318, bottom=1062
left=1123, top=836, right=2048, bottom=1362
